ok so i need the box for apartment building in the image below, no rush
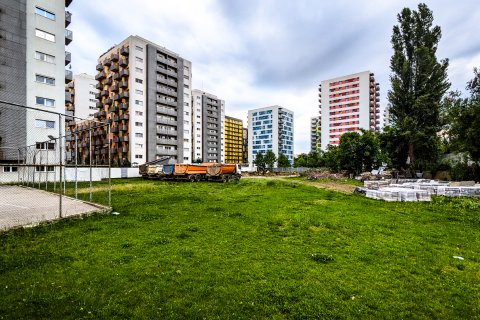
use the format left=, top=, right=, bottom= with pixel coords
left=242, top=128, right=248, bottom=165
left=79, top=35, right=192, bottom=166
left=310, top=116, right=321, bottom=152
left=224, top=116, right=243, bottom=164
left=65, top=73, right=97, bottom=120
left=319, top=71, right=380, bottom=150
left=191, top=90, right=225, bottom=163
left=383, top=104, right=391, bottom=129
left=248, top=106, right=294, bottom=169
left=0, top=0, right=73, bottom=162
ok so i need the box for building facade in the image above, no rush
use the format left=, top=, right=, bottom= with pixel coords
left=0, top=0, right=73, bottom=162
left=310, top=116, right=321, bottom=152
left=242, top=128, right=248, bottom=165
left=77, top=35, right=192, bottom=166
left=69, top=73, right=98, bottom=119
left=383, top=103, right=391, bottom=130
left=191, top=90, right=225, bottom=163
left=224, top=116, right=243, bottom=164
left=319, top=71, right=380, bottom=150
left=248, top=106, right=294, bottom=169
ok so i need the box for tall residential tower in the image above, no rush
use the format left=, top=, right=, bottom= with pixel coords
left=319, top=71, right=380, bottom=150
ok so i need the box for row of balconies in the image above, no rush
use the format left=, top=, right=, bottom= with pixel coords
left=157, top=55, right=178, bottom=67
left=65, top=29, right=73, bottom=45
left=157, top=86, right=178, bottom=97
left=113, top=136, right=129, bottom=143
left=65, top=70, right=73, bottom=84
left=157, top=66, right=178, bottom=78
left=157, top=97, right=177, bottom=107
left=157, top=106, right=177, bottom=116
left=156, top=149, right=178, bottom=156
left=156, top=117, right=177, bottom=126
left=157, top=138, right=178, bottom=145
left=157, top=128, right=178, bottom=136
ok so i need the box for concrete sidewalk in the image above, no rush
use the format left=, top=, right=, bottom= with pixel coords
left=0, top=185, right=110, bottom=230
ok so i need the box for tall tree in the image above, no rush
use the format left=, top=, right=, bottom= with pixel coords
left=277, top=153, right=291, bottom=168
left=388, top=3, right=450, bottom=171
left=253, top=152, right=266, bottom=172
left=264, top=150, right=277, bottom=170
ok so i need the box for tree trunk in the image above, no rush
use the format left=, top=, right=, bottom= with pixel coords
left=408, top=142, right=415, bottom=173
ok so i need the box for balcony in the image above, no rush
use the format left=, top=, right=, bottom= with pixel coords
left=109, top=104, right=119, bottom=113
left=96, top=101, right=103, bottom=108
left=101, top=90, right=108, bottom=97
left=119, top=81, right=128, bottom=89
left=156, top=117, right=177, bottom=126
left=120, top=46, right=129, bottom=56
left=157, top=87, right=177, bottom=97
left=157, top=129, right=177, bottom=136
left=65, top=70, right=73, bottom=83
left=120, top=91, right=129, bottom=99
left=98, top=110, right=106, bottom=118
left=112, top=116, right=119, bottom=123
left=120, top=125, right=128, bottom=132
left=156, top=149, right=177, bottom=156
left=95, top=71, right=106, bottom=81
left=95, top=82, right=103, bottom=90
left=113, top=94, right=121, bottom=102
left=66, top=105, right=74, bottom=112
left=157, top=138, right=177, bottom=145
left=104, top=77, right=112, bottom=85
left=157, top=97, right=177, bottom=107
left=110, top=53, right=119, bottom=62
left=103, top=59, right=112, bottom=67
left=65, top=0, right=73, bottom=7
left=65, top=92, right=72, bottom=103
left=119, top=58, right=128, bottom=67
left=110, top=63, right=119, bottom=72
left=120, top=103, right=129, bottom=110
left=120, top=69, right=129, bottom=77
left=111, top=84, right=119, bottom=92
left=112, top=126, right=119, bottom=133
left=166, top=69, right=177, bottom=77
left=157, top=106, right=177, bottom=116
left=65, top=29, right=73, bottom=45
left=120, top=114, right=129, bottom=121
left=104, top=98, right=113, bottom=106
left=65, top=51, right=71, bottom=66
left=65, top=11, right=72, bottom=27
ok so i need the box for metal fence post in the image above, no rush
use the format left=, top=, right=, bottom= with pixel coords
left=75, top=131, right=78, bottom=199
left=59, top=114, right=62, bottom=218
left=108, top=125, right=111, bottom=207
left=89, top=129, right=92, bottom=202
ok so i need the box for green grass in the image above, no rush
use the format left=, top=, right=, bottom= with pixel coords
left=1, top=178, right=480, bottom=319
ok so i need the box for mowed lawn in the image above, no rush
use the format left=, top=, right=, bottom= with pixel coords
left=1, top=178, right=479, bottom=319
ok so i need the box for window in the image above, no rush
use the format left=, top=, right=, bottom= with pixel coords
left=135, top=111, right=144, bottom=116
left=135, top=45, right=143, bottom=52
left=35, top=51, right=55, bottom=63
left=35, top=29, right=55, bottom=42
left=36, top=142, right=55, bottom=150
left=35, top=166, right=55, bottom=172
left=89, top=91, right=96, bottom=95
left=135, top=155, right=143, bottom=159
left=184, top=130, right=189, bottom=134
left=35, top=7, right=55, bottom=20
left=35, top=75, right=55, bottom=85
left=36, top=96, right=55, bottom=107
left=135, top=57, right=143, bottom=63
left=183, top=75, right=189, bottom=80
left=135, top=67, right=143, bottom=74
left=135, top=89, right=143, bottom=95
left=135, top=122, right=143, bottom=127
left=184, top=84, right=189, bottom=89
left=184, top=138, right=189, bottom=142
left=184, top=102, right=189, bottom=107
left=184, top=111, right=189, bottom=116
left=184, top=93, right=189, bottom=98
left=135, top=78, right=143, bottom=84
left=135, top=133, right=143, bottom=138
left=35, top=119, right=55, bottom=128
left=3, top=166, right=18, bottom=173
left=135, top=100, right=143, bottom=106
left=135, top=143, right=143, bottom=148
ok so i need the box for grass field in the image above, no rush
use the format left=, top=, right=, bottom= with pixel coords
left=1, top=177, right=480, bottom=319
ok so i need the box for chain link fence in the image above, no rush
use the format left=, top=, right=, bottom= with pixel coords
left=0, top=102, right=111, bottom=229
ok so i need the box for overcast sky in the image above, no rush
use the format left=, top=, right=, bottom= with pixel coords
left=68, top=0, right=480, bottom=154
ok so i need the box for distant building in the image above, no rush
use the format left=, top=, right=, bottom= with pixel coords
left=248, top=106, right=294, bottom=168
left=310, top=116, right=321, bottom=152
left=224, top=116, right=243, bottom=164
left=242, top=128, right=248, bottom=165
left=319, top=71, right=380, bottom=150
left=191, top=90, right=225, bottom=163
left=383, top=104, right=392, bottom=129
left=0, top=0, right=73, bottom=162
left=67, top=73, right=98, bottom=120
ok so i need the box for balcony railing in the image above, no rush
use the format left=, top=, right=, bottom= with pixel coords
left=157, top=106, right=177, bottom=116
left=65, top=51, right=71, bottom=66
left=65, top=70, right=73, bottom=84
left=156, top=149, right=177, bottom=156
left=65, top=29, right=73, bottom=45
left=65, top=92, right=72, bottom=103
left=120, top=46, right=129, bottom=56
left=157, top=138, right=178, bottom=145
left=157, top=97, right=177, bottom=107
left=156, top=118, right=177, bottom=126
left=157, top=129, right=177, bottom=136
left=65, top=11, right=72, bottom=27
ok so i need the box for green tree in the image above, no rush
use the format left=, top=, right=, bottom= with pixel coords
left=264, top=150, right=277, bottom=170
left=388, top=3, right=450, bottom=171
left=253, top=152, right=266, bottom=172
left=293, top=153, right=307, bottom=168
left=323, top=145, right=340, bottom=172
left=277, top=153, right=291, bottom=168
left=337, top=130, right=384, bottom=175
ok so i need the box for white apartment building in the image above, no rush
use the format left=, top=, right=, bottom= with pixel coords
left=71, top=73, right=97, bottom=119
left=319, top=71, right=380, bottom=150
left=191, top=90, right=225, bottom=163
left=248, top=105, right=294, bottom=169
left=0, top=0, right=73, bottom=165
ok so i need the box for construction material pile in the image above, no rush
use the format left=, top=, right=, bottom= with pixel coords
left=359, top=179, right=480, bottom=202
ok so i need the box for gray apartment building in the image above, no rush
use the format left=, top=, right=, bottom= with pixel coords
left=191, top=90, right=225, bottom=163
